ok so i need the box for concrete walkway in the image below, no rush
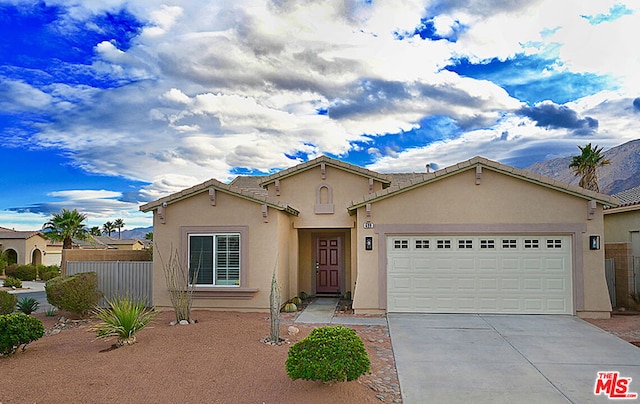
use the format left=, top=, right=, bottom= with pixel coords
left=6, top=280, right=46, bottom=294
left=389, top=314, right=640, bottom=404
left=295, top=297, right=387, bottom=326
left=5, top=280, right=54, bottom=313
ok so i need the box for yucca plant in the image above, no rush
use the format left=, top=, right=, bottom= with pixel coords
left=90, top=296, right=157, bottom=347
left=16, top=297, right=39, bottom=315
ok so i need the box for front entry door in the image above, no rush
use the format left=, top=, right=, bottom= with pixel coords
left=316, top=236, right=341, bottom=294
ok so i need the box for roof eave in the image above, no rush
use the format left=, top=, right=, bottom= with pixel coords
left=348, top=157, right=620, bottom=211
left=140, top=182, right=300, bottom=216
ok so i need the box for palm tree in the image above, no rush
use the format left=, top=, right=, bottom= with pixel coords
left=42, top=209, right=90, bottom=249
left=89, top=226, right=102, bottom=236
left=102, top=221, right=116, bottom=237
left=144, top=232, right=153, bottom=241
left=569, top=143, right=610, bottom=193
left=114, top=218, right=125, bottom=239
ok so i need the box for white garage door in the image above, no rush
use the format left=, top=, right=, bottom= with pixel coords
left=387, top=235, right=573, bottom=314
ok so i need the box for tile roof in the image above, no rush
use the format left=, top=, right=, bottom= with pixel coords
left=348, top=156, right=620, bottom=211
left=258, top=155, right=392, bottom=186
left=140, top=177, right=299, bottom=215
left=229, top=176, right=268, bottom=197
left=612, top=185, right=640, bottom=207
left=141, top=155, right=620, bottom=216
left=93, top=236, right=142, bottom=246
left=0, top=230, right=43, bottom=240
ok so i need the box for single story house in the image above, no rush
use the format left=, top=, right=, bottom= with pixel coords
left=141, top=155, right=619, bottom=318
left=604, top=185, right=640, bottom=306
left=0, top=227, right=61, bottom=267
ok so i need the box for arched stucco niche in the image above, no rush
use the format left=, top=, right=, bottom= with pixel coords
left=315, top=184, right=334, bottom=214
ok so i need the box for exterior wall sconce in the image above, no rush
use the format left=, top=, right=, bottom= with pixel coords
left=589, top=235, right=600, bottom=250
left=365, top=236, right=373, bottom=251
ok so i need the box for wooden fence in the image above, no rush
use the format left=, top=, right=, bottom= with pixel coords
left=66, top=261, right=153, bottom=307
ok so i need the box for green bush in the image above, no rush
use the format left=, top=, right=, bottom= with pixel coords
left=16, top=297, right=39, bottom=315
left=3, top=276, right=22, bottom=289
left=0, top=291, right=18, bottom=315
left=39, top=265, right=60, bottom=281
left=4, top=264, right=18, bottom=278
left=13, top=265, right=37, bottom=281
left=0, top=313, right=45, bottom=355
left=90, top=296, right=157, bottom=347
left=286, top=326, right=370, bottom=383
left=45, top=272, right=102, bottom=317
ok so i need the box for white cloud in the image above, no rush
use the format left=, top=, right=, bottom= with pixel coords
left=47, top=190, right=123, bottom=200
left=7, top=0, right=639, bottom=209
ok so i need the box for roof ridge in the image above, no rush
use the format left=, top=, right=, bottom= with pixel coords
left=349, top=155, right=620, bottom=210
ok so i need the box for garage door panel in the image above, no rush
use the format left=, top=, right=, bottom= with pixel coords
left=387, top=235, right=573, bottom=314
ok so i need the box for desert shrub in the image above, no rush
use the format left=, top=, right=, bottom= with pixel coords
left=286, top=326, right=370, bottom=383
left=0, top=313, right=45, bottom=355
left=13, top=265, right=37, bottom=281
left=16, top=297, right=39, bottom=315
left=3, top=276, right=22, bottom=289
left=4, top=264, right=19, bottom=278
left=0, top=291, right=18, bottom=315
left=89, top=296, right=156, bottom=347
left=45, top=272, right=102, bottom=317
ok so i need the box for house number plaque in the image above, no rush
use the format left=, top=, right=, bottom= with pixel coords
left=363, top=221, right=374, bottom=229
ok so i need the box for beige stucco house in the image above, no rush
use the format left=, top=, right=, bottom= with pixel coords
left=0, top=227, right=61, bottom=267
left=604, top=185, right=640, bottom=306
left=141, top=155, right=619, bottom=318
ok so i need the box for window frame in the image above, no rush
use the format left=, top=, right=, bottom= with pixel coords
left=188, top=232, right=241, bottom=287
left=181, top=226, right=256, bottom=298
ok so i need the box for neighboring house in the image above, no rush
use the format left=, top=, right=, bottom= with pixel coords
left=71, top=236, right=145, bottom=250
left=141, top=155, right=619, bottom=319
left=604, top=185, right=640, bottom=306
left=0, top=227, right=60, bottom=266
left=93, top=236, right=145, bottom=250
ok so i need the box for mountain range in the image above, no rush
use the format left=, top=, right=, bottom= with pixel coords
left=120, top=226, right=153, bottom=240
left=525, top=139, right=640, bottom=195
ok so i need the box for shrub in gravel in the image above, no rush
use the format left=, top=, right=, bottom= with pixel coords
left=3, top=276, right=22, bottom=289
left=16, top=297, right=39, bottom=315
left=286, top=325, right=370, bottom=383
left=45, top=272, right=102, bottom=317
left=0, top=291, right=18, bottom=315
left=0, top=312, right=45, bottom=355
left=13, top=265, right=37, bottom=281
left=90, top=295, right=156, bottom=347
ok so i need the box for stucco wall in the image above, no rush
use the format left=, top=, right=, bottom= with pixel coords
left=352, top=167, right=611, bottom=318
left=152, top=190, right=287, bottom=311
left=267, top=165, right=373, bottom=229
left=605, top=209, right=640, bottom=243
left=0, top=234, right=48, bottom=266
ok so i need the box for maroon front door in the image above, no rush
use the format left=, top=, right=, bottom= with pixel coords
left=316, top=236, right=341, bottom=294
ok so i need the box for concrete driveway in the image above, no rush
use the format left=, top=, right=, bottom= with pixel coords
left=388, top=314, right=640, bottom=403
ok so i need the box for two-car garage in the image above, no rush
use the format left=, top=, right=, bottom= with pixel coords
left=386, top=234, right=573, bottom=314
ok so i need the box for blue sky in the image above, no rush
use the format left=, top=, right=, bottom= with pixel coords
left=1, top=0, right=639, bottom=231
